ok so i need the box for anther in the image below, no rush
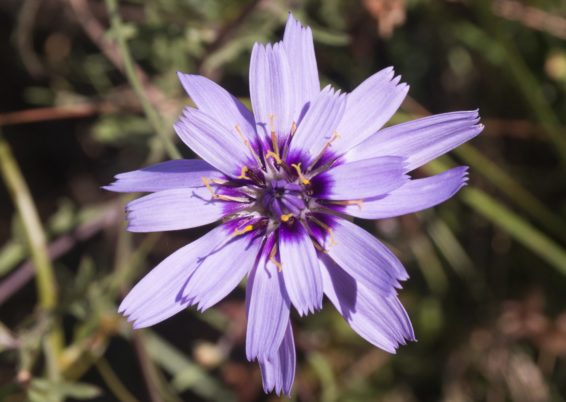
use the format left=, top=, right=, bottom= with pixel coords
left=236, top=166, right=250, bottom=180
left=232, top=224, right=254, bottom=237
left=290, top=121, right=297, bottom=136
left=265, top=150, right=283, bottom=165
left=280, top=213, right=294, bottom=222
left=291, top=163, right=310, bottom=185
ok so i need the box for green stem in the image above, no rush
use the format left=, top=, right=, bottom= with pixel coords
left=0, top=133, right=63, bottom=375
left=461, top=187, right=566, bottom=274
left=95, top=358, right=140, bottom=402
left=454, top=144, right=566, bottom=242
left=426, top=159, right=566, bottom=275
left=104, top=0, right=180, bottom=160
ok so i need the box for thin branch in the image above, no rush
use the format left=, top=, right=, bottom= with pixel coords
left=104, top=0, right=179, bottom=159
left=197, top=0, right=262, bottom=72
left=95, top=357, right=141, bottom=402
left=0, top=132, right=63, bottom=376
left=494, top=0, right=566, bottom=40
left=0, top=103, right=116, bottom=127
left=132, top=332, right=165, bottom=402
left=0, top=202, right=120, bottom=306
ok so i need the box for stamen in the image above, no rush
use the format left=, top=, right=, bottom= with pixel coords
left=312, top=241, right=327, bottom=253
left=232, top=224, right=254, bottom=237
left=201, top=176, right=251, bottom=203
left=300, top=220, right=329, bottom=253
left=291, top=163, right=310, bottom=185
left=210, top=178, right=228, bottom=185
left=308, top=215, right=336, bottom=247
left=324, top=199, right=364, bottom=210
left=307, top=131, right=341, bottom=171
left=269, top=243, right=283, bottom=272
left=235, top=125, right=263, bottom=167
left=290, top=121, right=297, bottom=136
left=236, top=166, right=250, bottom=180
left=269, top=114, right=280, bottom=158
left=280, top=213, right=294, bottom=222
left=202, top=176, right=216, bottom=197
left=265, top=150, right=283, bottom=165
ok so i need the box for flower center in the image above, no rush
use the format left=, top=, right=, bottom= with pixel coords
left=261, top=179, right=308, bottom=221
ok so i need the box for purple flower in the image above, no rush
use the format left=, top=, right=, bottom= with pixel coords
left=105, top=14, right=483, bottom=396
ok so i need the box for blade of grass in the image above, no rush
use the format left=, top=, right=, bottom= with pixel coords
left=426, top=159, right=566, bottom=275
left=455, top=18, right=566, bottom=162
left=94, top=357, right=140, bottom=402
left=142, top=331, right=236, bottom=401
left=461, top=187, right=566, bottom=274
left=454, top=144, right=566, bottom=242
left=103, top=0, right=180, bottom=160
left=0, top=133, right=63, bottom=379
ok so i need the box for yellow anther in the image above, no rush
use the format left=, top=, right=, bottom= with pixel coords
left=233, top=224, right=254, bottom=237
left=291, top=163, right=310, bottom=185
left=237, top=166, right=250, bottom=180
left=265, top=150, right=282, bottom=165
left=269, top=244, right=283, bottom=272
left=290, top=121, right=297, bottom=136
left=280, top=213, right=294, bottom=222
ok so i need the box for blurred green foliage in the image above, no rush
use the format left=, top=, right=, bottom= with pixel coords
left=1, top=0, right=566, bottom=401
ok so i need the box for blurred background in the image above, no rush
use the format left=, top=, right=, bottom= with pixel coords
left=1, top=0, right=566, bottom=401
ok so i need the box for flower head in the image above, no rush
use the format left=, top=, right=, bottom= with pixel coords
left=105, top=13, right=483, bottom=396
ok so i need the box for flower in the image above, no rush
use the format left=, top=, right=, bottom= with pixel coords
left=105, top=13, right=483, bottom=396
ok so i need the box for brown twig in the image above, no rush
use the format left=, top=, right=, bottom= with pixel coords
left=132, top=332, right=165, bottom=402
left=66, top=0, right=170, bottom=111
left=196, top=0, right=262, bottom=73
left=16, top=0, right=45, bottom=77
left=494, top=0, right=566, bottom=41
left=0, top=103, right=115, bottom=127
left=0, top=202, right=120, bottom=306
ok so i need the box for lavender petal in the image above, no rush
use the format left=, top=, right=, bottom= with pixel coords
left=333, top=67, right=409, bottom=155
left=246, top=235, right=291, bottom=360
left=287, top=85, right=346, bottom=164
left=317, top=156, right=409, bottom=200
left=320, top=254, right=415, bottom=352
left=279, top=224, right=323, bottom=316
left=249, top=42, right=296, bottom=145
left=104, top=159, right=223, bottom=193
left=174, top=107, right=255, bottom=177
left=344, top=110, right=483, bottom=171
left=259, top=323, right=296, bottom=397
left=326, top=217, right=408, bottom=296
left=177, top=72, right=258, bottom=144
left=179, top=230, right=263, bottom=312
left=343, top=166, right=469, bottom=219
left=125, top=187, right=230, bottom=232
left=283, top=13, right=320, bottom=120
left=119, top=225, right=228, bottom=328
